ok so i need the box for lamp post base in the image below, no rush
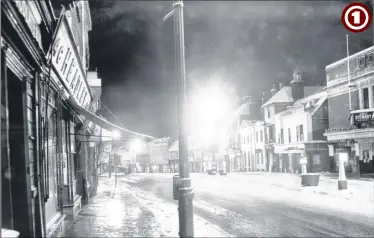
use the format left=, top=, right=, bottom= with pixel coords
left=178, top=187, right=194, bottom=238
left=338, top=180, right=348, bottom=190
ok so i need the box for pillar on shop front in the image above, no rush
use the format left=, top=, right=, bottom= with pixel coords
left=301, top=153, right=307, bottom=174
left=358, top=89, right=364, bottom=110
left=353, top=142, right=361, bottom=179
left=289, top=154, right=293, bottom=173
left=268, top=152, right=273, bottom=172
left=369, top=86, right=374, bottom=108
left=338, top=153, right=348, bottom=190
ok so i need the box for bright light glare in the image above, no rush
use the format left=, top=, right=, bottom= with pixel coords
left=112, top=130, right=121, bottom=139
left=131, top=139, right=144, bottom=153
left=189, top=82, right=233, bottom=148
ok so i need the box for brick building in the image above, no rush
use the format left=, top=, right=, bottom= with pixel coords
left=324, top=46, right=374, bottom=177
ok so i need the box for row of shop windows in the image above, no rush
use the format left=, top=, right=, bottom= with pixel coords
left=0, top=63, right=87, bottom=235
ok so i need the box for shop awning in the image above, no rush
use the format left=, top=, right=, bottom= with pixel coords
left=67, top=98, right=154, bottom=140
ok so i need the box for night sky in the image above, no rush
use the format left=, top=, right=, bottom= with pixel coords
left=88, top=0, right=373, bottom=138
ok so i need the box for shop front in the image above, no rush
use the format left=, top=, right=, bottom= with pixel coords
left=1, top=1, right=57, bottom=236
left=351, top=110, right=374, bottom=174
left=325, top=127, right=374, bottom=176
left=274, top=142, right=329, bottom=173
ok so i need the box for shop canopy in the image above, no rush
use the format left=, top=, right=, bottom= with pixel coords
left=67, top=98, right=154, bottom=140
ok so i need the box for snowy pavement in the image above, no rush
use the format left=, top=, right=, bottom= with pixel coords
left=122, top=173, right=374, bottom=237
left=64, top=175, right=232, bottom=237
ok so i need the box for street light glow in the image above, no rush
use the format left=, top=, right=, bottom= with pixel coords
left=189, top=81, right=233, bottom=148
left=111, top=130, right=121, bottom=140
left=131, top=138, right=144, bottom=153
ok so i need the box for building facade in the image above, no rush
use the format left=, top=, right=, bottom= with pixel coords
left=168, top=138, right=202, bottom=173
left=262, top=83, right=296, bottom=172
left=240, top=120, right=266, bottom=172
left=227, top=97, right=256, bottom=172
left=136, top=143, right=150, bottom=172
left=274, top=89, right=330, bottom=173
left=1, top=1, right=151, bottom=237
left=324, top=46, right=374, bottom=177
left=262, top=72, right=323, bottom=172
left=1, top=1, right=57, bottom=237
left=149, top=137, right=171, bottom=173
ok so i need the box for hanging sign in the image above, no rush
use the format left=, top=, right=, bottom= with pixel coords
left=49, top=14, right=92, bottom=109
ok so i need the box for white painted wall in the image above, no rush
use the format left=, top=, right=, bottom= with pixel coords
left=275, top=108, right=312, bottom=144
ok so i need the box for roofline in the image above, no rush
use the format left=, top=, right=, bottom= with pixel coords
left=261, top=86, right=292, bottom=108
left=294, top=90, right=326, bottom=104
left=325, top=46, right=374, bottom=70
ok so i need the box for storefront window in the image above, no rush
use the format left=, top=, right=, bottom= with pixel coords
left=45, top=105, right=59, bottom=224
left=62, top=120, right=68, bottom=184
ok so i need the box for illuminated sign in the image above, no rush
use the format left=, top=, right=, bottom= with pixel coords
left=49, top=16, right=92, bottom=109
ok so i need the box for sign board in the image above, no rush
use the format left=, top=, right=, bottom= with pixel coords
left=274, top=144, right=305, bottom=154
left=352, top=111, right=374, bottom=128
left=49, top=15, right=92, bottom=109
left=338, top=152, right=348, bottom=162
left=328, top=144, right=334, bottom=156
left=326, top=129, right=374, bottom=141
left=300, top=157, right=307, bottom=164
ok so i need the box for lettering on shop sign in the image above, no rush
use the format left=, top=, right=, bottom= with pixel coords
left=352, top=111, right=374, bottom=128
left=50, top=17, right=91, bottom=109
left=325, top=127, right=356, bottom=133
left=285, top=147, right=303, bottom=151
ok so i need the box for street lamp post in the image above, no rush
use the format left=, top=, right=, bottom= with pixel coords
left=175, top=0, right=194, bottom=235
left=109, top=151, right=111, bottom=178
left=115, top=154, right=118, bottom=187
left=164, top=1, right=194, bottom=237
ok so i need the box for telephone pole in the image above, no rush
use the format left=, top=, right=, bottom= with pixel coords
left=166, top=1, right=195, bottom=237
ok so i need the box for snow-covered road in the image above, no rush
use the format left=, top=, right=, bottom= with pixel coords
left=122, top=173, right=374, bottom=237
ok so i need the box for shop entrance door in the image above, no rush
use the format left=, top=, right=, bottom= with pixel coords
left=8, top=70, right=36, bottom=237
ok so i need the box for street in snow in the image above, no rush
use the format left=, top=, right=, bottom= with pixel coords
left=66, top=173, right=374, bottom=237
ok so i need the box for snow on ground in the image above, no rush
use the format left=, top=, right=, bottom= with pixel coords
left=193, top=199, right=264, bottom=235
left=121, top=182, right=234, bottom=237
left=124, top=172, right=374, bottom=218
left=189, top=173, right=374, bottom=219
left=225, top=172, right=374, bottom=204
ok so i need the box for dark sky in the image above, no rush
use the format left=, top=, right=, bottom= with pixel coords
left=88, top=0, right=373, bottom=138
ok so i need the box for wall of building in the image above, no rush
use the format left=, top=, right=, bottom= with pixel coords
left=328, top=91, right=359, bottom=129
left=275, top=109, right=310, bottom=144
left=312, top=101, right=329, bottom=141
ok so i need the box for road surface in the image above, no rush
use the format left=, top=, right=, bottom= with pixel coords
left=121, top=173, right=374, bottom=237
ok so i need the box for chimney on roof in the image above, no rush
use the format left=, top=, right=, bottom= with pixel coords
left=261, top=91, right=269, bottom=105
left=270, top=84, right=278, bottom=96
left=243, top=96, right=255, bottom=119
left=290, top=70, right=304, bottom=101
